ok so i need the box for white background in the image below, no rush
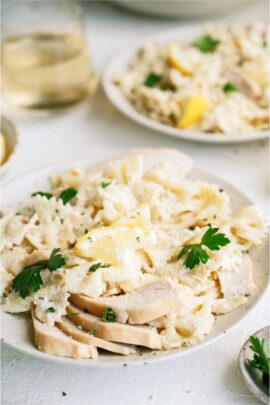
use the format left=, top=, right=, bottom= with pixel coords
left=1, top=1, right=269, bottom=404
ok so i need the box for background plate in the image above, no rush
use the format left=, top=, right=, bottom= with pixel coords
left=102, top=24, right=269, bottom=144
left=1, top=153, right=269, bottom=367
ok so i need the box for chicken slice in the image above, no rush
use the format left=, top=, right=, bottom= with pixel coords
left=226, top=67, right=261, bottom=99
left=67, top=304, right=162, bottom=349
left=32, top=309, right=98, bottom=359
left=70, top=279, right=185, bottom=325
left=57, top=316, right=136, bottom=356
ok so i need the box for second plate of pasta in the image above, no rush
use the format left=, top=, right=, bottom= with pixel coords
left=103, top=23, right=269, bottom=143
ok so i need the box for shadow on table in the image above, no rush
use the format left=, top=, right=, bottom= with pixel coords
left=224, top=360, right=261, bottom=405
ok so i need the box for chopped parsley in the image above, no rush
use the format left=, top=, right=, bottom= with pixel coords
left=31, top=191, right=53, bottom=200
left=219, top=188, right=224, bottom=192
left=59, top=188, right=77, bottom=205
left=248, top=335, right=269, bottom=387
left=136, top=236, right=140, bottom=242
left=67, top=312, right=79, bottom=319
left=178, top=226, right=230, bottom=270
left=102, top=308, right=117, bottom=323
left=223, top=83, right=238, bottom=93
left=193, top=35, right=220, bottom=53
left=46, top=307, right=56, bottom=313
left=88, top=263, right=111, bottom=272
left=101, top=181, right=111, bottom=189
left=12, top=248, right=65, bottom=298
left=88, top=328, right=97, bottom=336
left=143, top=72, right=162, bottom=87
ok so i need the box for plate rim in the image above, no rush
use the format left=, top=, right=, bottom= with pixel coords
left=102, top=23, right=269, bottom=144
left=1, top=156, right=269, bottom=367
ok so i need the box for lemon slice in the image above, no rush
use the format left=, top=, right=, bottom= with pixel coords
left=114, top=204, right=152, bottom=234
left=167, top=44, right=192, bottom=76
left=0, top=132, right=7, bottom=165
left=177, top=96, right=209, bottom=129
left=76, top=205, right=152, bottom=266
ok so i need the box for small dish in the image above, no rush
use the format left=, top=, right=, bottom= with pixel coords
left=239, top=326, right=270, bottom=404
left=0, top=116, right=19, bottom=178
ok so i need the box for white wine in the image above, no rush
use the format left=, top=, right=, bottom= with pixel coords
left=1, top=31, right=97, bottom=109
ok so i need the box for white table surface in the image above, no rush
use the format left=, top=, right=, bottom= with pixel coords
left=1, top=1, right=269, bottom=404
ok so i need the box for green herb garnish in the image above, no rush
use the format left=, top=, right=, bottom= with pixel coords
left=193, top=35, right=220, bottom=53
left=223, top=83, right=238, bottom=93
left=143, top=72, right=162, bottom=87
left=88, top=263, right=111, bottom=273
left=88, top=328, right=97, bottom=336
left=248, top=335, right=270, bottom=386
left=46, top=307, right=56, bottom=313
left=12, top=248, right=65, bottom=298
left=67, top=312, right=79, bottom=319
left=178, top=226, right=230, bottom=270
left=31, top=191, right=53, bottom=200
left=47, top=248, right=66, bottom=271
left=59, top=188, right=77, bottom=205
left=101, top=181, right=111, bottom=189
left=102, top=308, right=117, bottom=323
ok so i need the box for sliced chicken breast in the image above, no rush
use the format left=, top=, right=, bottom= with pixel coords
left=32, top=310, right=98, bottom=359
left=57, top=316, right=136, bottom=356
left=227, top=67, right=261, bottom=99
left=70, top=279, right=184, bottom=325
left=67, top=304, right=162, bottom=349
left=218, top=255, right=254, bottom=298
left=87, top=148, right=193, bottom=179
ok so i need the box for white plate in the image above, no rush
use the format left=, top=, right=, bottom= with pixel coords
left=1, top=154, right=268, bottom=367
left=102, top=25, right=269, bottom=144
left=113, top=0, right=253, bottom=18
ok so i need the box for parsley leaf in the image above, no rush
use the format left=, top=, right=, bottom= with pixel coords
left=201, top=226, right=230, bottom=250
left=248, top=336, right=270, bottom=379
left=88, top=328, right=97, bottom=336
left=223, top=83, right=238, bottom=93
left=46, top=307, right=56, bottom=313
left=193, top=35, right=220, bottom=53
left=101, top=181, right=111, bottom=189
left=102, top=308, right=117, bottom=323
left=12, top=263, right=44, bottom=299
left=88, top=263, right=111, bottom=273
left=59, top=188, right=77, bottom=205
left=47, top=248, right=66, bottom=272
left=31, top=191, right=53, bottom=200
left=11, top=248, right=65, bottom=298
left=178, top=226, right=230, bottom=270
left=143, top=72, right=162, bottom=87
left=67, top=312, right=79, bottom=319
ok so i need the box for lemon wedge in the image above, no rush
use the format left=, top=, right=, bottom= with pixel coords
left=114, top=204, right=152, bottom=234
left=177, top=96, right=209, bottom=129
left=0, top=132, right=7, bottom=165
left=167, top=44, right=192, bottom=76
left=76, top=205, right=152, bottom=266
